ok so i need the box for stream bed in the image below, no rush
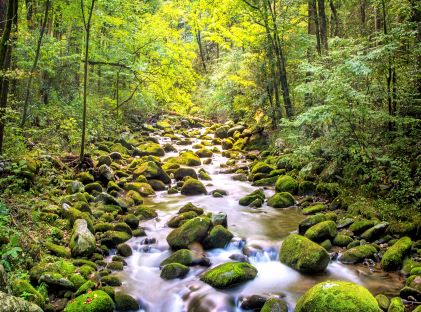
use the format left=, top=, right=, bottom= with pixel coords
left=111, top=127, right=403, bottom=312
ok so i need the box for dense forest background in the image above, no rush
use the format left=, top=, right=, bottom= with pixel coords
left=0, top=0, right=420, bottom=216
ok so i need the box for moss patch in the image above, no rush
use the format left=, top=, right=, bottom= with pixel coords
left=200, top=262, right=257, bottom=288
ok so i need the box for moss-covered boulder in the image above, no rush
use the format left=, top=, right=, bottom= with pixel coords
left=387, top=297, right=404, bottom=312
left=201, top=262, right=257, bottom=288
left=298, top=213, right=337, bottom=234
left=381, top=236, right=412, bottom=271
left=215, top=126, right=230, bottom=139
left=180, top=178, right=207, bottom=196
left=196, top=148, right=213, bottom=158
left=114, top=292, right=139, bottom=311
left=124, top=182, right=155, bottom=197
left=251, top=162, right=274, bottom=175
left=275, top=175, right=298, bottom=194
left=279, top=234, right=329, bottom=274
left=339, top=244, right=378, bottom=264
left=64, top=290, right=114, bottom=312
left=178, top=151, right=201, bottom=166
left=221, top=139, right=233, bottom=150
left=302, top=203, right=327, bottom=215
left=131, top=205, right=157, bottom=220
left=305, top=220, right=337, bottom=243
left=239, top=189, right=265, bottom=207
left=267, top=192, right=295, bottom=208
left=361, top=222, right=389, bottom=241
left=101, top=231, right=131, bottom=248
left=178, top=202, right=204, bottom=215
left=45, top=241, right=71, bottom=258
left=260, top=298, right=288, bottom=312
left=133, top=161, right=171, bottom=184
left=160, top=263, right=190, bottom=280
left=174, top=167, right=198, bottom=180
left=349, top=220, right=378, bottom=235
left=295, top=281, right=379, bottom=312
left=333, top=234, right=354, bottom=247
left=0, top=291, right=43, bottom=312
left=117, top=243, right=133, bottom=257
left=375, top=294, right=390, bottom=311
left=160, top=249, right=198, bottom=267
left=69, top=219, right=96, bottom=258
left=136, top=142, right=165, bottom=157
left=167, top=211, right=197, bottom=228
left=166, top=217, right=211, bottom=249
left=203, top=225, right=234, bottom=249
left=101, top=275, right=122, bottom=286
left=12, top=279, right=45, bottom=309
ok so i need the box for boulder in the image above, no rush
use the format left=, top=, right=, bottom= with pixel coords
left=298, top=213, right=337, bottom=234
left=261, top=298, right=288, bottom=312
left=178, top=202, right=204, bottom=215
left=196, top=148, right=213, bottom=158
left=203, top=225, right=234, bottom=249
left=180, top=178, right=207, bottom=196
left=174, top=167, right=197, bottom=180
left=64, top=290, right=114, bottom=312
left=305, top=220, right=337, bottom=243
left=98, top=165, right=114, bottom=183
left=339, top=244, right=378, bottom=264
left=69, top=219, right=96, bottom=258
left=114, top=292, right=140, bottom=312
left=267, top=192, right=295, bottom=208
left=361, top=222, right=389, bottom=241
left=333, top=234, right=353, bottom=247
left=295, top=281, right=379, bottom=312
left=387, top=297, right=404, bottom=312
left=251, top=162, right=274, bottom=175
left=136, top=143, right=165, bottom=157
left=302, top=203, right=326, bottom=215
left=0, top=291, right=43, bottom=312
left=101, top=231, right=131, bottom=248
left=279, top=234, right=329, bottom=274
left=275, top=175, right=298, bottom=194
left=200, top=262, right=257, bottom=288
left=160, top=263, right=190, bottom=280
left=133, top=161, right=171, bottom=184
left=381, top=237, right=412, bottom=271
left=239, top=189, right=265, bottom=207
left=166, top=217, right=211, bottom=249
left=167, top=211, right=198, bottom=228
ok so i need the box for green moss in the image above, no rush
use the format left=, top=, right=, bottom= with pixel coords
left=114, top=222, right=132, bottom=235
left=101, top=231, right=131, bottom=248
left=295, top=281, right=379, bottom=312
left=200, top=262, right=257, bottom=288
left=114, top=292, right=140, bottom=311
left=131, top=205, right=157, bottom=220
left=320, top=239, right=332, bottom=251
left=160, top=249, right=195, bottom=267
left=69, top=274, right=87, bottom=289
left=239, top=189, right=265, bottom=206
left=160, top=263, right=190, bottom=280
left=124, top=182, right=155, bottom=197
left=101, top=275, right=121, bottom=286
left=106, top=261, right=124, bottom=271
left=361, top=222, right=389, bottom=241
left=174, top=167, right=198, bottom=181
left=275, top=175, right=298, bottom=194
left=251, top=162, right=274, bottom=174
left=279, top=234, right=330, bottom=274
left=94, top=222, right=114, bottom=233
left=302, top=203, right=326, bottom=215
left=166, top=217, right=211, bottom=249
left=12, top=279, right=45, bottom=309
left=252, top=176, right=278, bottom=187
left=137, top=143, right=165, bottom=156
left=117, top=243, right=132, bottom=257
left=260, top=298, right=288, bottom=312
left=30, top=260, right=76, bottom=282
left=126, top=190, right=144, bottom=205
left=267, top=192, right=295, bottom=208
left=180, top=178, right=207, bottom=196
left=179, top=202, right=204, bottom=215
left=375, top=294, right=390, bottom=311
left=203, top=225, right=234, bottom=249
left=74, top=280, right=96, bottom=297
left=339, top=244, right=377, bottom=264
left=387, top=222, right=416, bottom=237
left=349, top=220, right=378, bottom=234
left=402, top=258, right=421, bottom=275
left=76, top=172, right=94, bottom=184
left=198, top=168, right=212, bottom=181
left=299, top=213, right=337, bottom=234
left=45, top=241, right=71, bottom=258
left=333, top=234, right=354, bottom=247
left=167, top=211, right=198, bottom=228
left=315, top=182, right=340, bottom=198
left=64, top=290, right=114, bottom=312
left=196, top=148, right=213, bottom=158
left=387, top=297, right=404, bottom=312
left=381, top=236, right=412, bottom=271
left=305, top=220, right=337, bottom=243
left=178, top=151, right=201, bottom=166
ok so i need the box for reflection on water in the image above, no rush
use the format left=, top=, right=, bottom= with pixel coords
left=112, top=130, right=403, bottom=312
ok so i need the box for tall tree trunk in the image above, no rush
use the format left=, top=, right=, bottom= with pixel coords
left=329, top=0, right=339, bottom=37
left=80, top=0, right=96, bottom=161
left=409, top=0, right=421, bottom=100
left=21, top=0, right=51, bottom=128
left=317, top=0, right=328, bottom=53
left=196, top=30, right=207, bottom=73
left=360, top=0, right=367, bottom=35
left=0, top=0, right=17, bottom=154
left=0, top=0, right=7, bottom=33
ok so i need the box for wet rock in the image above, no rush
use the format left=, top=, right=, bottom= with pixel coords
left=320, top=239, right=332, bottom=251
left=279, top=234, right=329, bottom=274
left=339, top=244, right=378, bottom=264
left=178, top=202, right=204, bottom=215
left=239, top=189, right=265, bottom=207
left=298, top=213, right=337, bottom=234
left=198, top=168, right=212, bottom=180
left=267, top=192, right=295, bottom=208
left=333, top=234, right=354, bottom=247
left=361, top=222, right=389, bottom=241
left=375, top=294, right=390, bottom=311
left=275, top=175, right=298, bottom=194
left=114, top=292, right=140, bottom=311
left=98, top=164, right=114, bottom=183
left=305, top=220, right=337, bottom=243
left=239, top=294, right=268, bottom=310
left=133, top=161, right=171, bottom=184
left=117, top=243, right=133, bottom=257
left=174, top=167, right=198, bottom=180
left=295, top=281, right=379, bottom=312
left=131, top=205, right=157, bottom=220
left=200, top=262, right=257, bottom=288
left=166, top=217, right=211, bottom=249
left=160, top=263, right=190, bottom=280
left=261, top=298, right=288, bottom=312
left=101, top=275, right=122, bottom=286
left=135, top=142, right=165, bottom=157
left=302, top=203, right=327, bottom=215
left=211, top=212, right=228, bottom=227
left=167, top=211, right=198, bottom=228
left=381, top=236, right=412, bottom=271
left=196, top=148, right=213, bottom=158
left=203, top=225, right=233, bottom=249
left=180, top=178, right=207, bottom=196
left=101, top=231, right=131, bottom=248
left=349, top=220, right=379, bottom=235
left=0, top=291, right=43, bottom=312
left=387, top=297, right=404, bottom=312
left=148, top=179, right=166, bottom=191
left=400, top=286, right=421, bottom=301
left=64, top=290, right=114, bottom=312
left=70, top=219, right=96, bottom=258
left=229, top=254, right=248, bottom=262
left=123, top=214, right=139, bottom=229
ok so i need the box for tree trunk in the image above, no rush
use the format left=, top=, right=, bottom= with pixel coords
left=0, top=0, right=7, bottom=33
left=317, top=0, right=328, bottom=53
left=0, top=0, right=17, bottom=154
left=21, top=0, right=51, bottom=128
left=196, top=30, right=207, bottom=73
left=329, top=0, right=339, bottom=37
left=80, top=0, right=96, bottom=161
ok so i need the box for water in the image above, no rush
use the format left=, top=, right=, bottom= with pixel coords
left=111, top=127, right=403, bottom=311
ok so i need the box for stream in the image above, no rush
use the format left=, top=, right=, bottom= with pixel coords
left=111, top=125, right=403, bottom=312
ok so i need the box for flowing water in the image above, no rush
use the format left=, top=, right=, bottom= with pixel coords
left=112, top=127, right=403, bottom=312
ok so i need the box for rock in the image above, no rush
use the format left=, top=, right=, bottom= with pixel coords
left=168, top=211, right=198, bottom=228
left=69, top=219, right=96, bottom=258
left=381, top=236, right=412, bottom=271
left=387, top=297, right=404, bottom=312
left=160, top=263, right=190, bottom=280
left=148, top=179, right=166, bottom=191
left=174, top=167, right=198, bottom=180
left=261, top=298, right=288, bottom=312
left=251, top=162, right=274, bottom=175
left=39, top=273, right=74, bottom=289
left=200, top=262, right=257, bottom=288
left=0, top=264, right=7, bottom=293
left=136, top=142, right=165, bottom=157
left=375, top=294, right=390, bottom=311
left=106, top=261, right=124, bottom=271
left=131, top=205, right=157, bottom=220
left=12, top=279, right=45, bottom=309
left=167, top=217, right=211, bottom=249
left=67, top=181, right=85, bottom=194
left=239, top=189, right=265, bottom=206
left=76, top=172, right=94, bottom=184
left=320, top=239, right=332, bottom=251
left=74, top=280, right=96, bottom=296
left=298, top=213, right=337, bottom=234
left=133, top=161, right=171, bottom=184
left=198, top=168, right=212, bottom=180
left=211, top=212, right=228, bottom=227
left=0, top=291, right=43, bottom=312
left=221, top=139, right=233, bottom=150
left=98, top=164, right=114, bottom=183
left=180, top=178, right=207, bottom=196
left=400, top=286, right=421, bottom=301
left=240, top=294, right=268, bottom=310
left=275, top=175, right=298, bottom=194
left=114, top=292, right=139, bottom=311
left=305, top=220, right=337, bottom=243
left=361, top=222, right=389, bottom=241
left=349, top=220, right=379, bottom=235
left=203, top=225, right=233, bottom=249
left=295, top=281, right=379, bottom=312
left=117, top=243, right=133, bottom=257
left=196, top=148, right=213, bottom=158
left=45, top=241, right=71, bottom=258
left=98, top=155, right=112, bottom=166
left=123, top=214, right=139, bottom=229
left=177, top=151, right=201, bottom=166
left=101, top=275, right=122, bottom=286
left=298, top=181, right=316, bottom=196
left=337, top=217, right=354, bottom=229
left=125, top=182, right=155, bottom=197
left=302, top=203, right=327, bottom=215
left=333, top=234, right=353, bottom=247
left=178, top=202, right=204, bottom=215
left=279, top=234, right=329, bottom=274
left=101, top=231, right=131, bottom=248
left=64, top=290, right=114, bottom=312
left=267, top=192, right=295, bottom=208
left=215, top=126, right=230, bottom=138
left=339, top=244, right=378, bottom=264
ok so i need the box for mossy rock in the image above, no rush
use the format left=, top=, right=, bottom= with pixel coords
left=114, top=222, right=133, bottom=235
left=200, top=262, right=257, bottom=288
left=279, top=234, right=329, bottom=274
left=339, top=244, right=377, bottom=264
left=180, top=178, right=207, bottom=196
left=124, top=182, right=155, bottom=197
left=160, top=249, right=196, bottom=267
left=298, top=181, right=317, bottom=196
left=349, top=220, right=378, bottom=235
left=251, top=162, right=274, bottom=175
left=117, top=243, right=133, bottom=257
left=196, top=148, right=213, bottom=158
left=76, top=172, right=94, bottom=184
left=387, top=222, right=417, bottom=238
left=123, top=214, right=139, bottom=229
left=67, top=180, right=85, bottom=194
left=136, top=143, right=165, bottom=157
left=375, top=294, right=390, bottom=311
left=302, top=203, right=327, bottom=215
left=215, top=126, right=230, bottom=139
left=333, top=234, right=354, bottom=247
left=381, top=236, right=412, bottom=271
left=30, top=260, right=76, bottom=284
left=74, top=280, right=96, bottom=297
left=94, top=222, right=114, bottom=233
left=178, top=151, right=201, bottom=166
left=0, top=291, right=43, bottom=312
left=166, top=217, right=211, bottom=250
left=133, top=161, right=171, bottom=184
left=387, top=297, right=404, bottom=312
left=160, top=263, right=190, bottom=280
left=178, top=202, right=204, bottom=215
left=174, top=167, right=198, bottom=181
left=221, top=139, right=233, bottom=150
left=70, top=219, right=96, bottom=258
left=69, top=274, right=87, bottom=289
left=275, top=175, right=298, bottom=194
left=114, top=292, right=140, bottom=311
left=45, top=241, right=71, bottom=258
left=252, top=176, right=278, bottom=187
left=106, top=261, right=124, bottom=271
left=267, top=192, right=295, bottom=208
left=239, top=189, right=265, bottom=207
left=101, top=275, right=121, bottom=286
left=126, top=190, right=144, bottom=205
left=167, top=211, right=198, bottom=228
left=64, top=290, right=114, bottom=312
left=260, top=298, right=288, bottom=312
left=12, top=279, right=45, bottom=309
left=361, top=222, right=389, bottom=241
left=305, top=220, right=337, bottom=243
left=203, top=225, right=233, bottom=249
left=101, top=231, right=131, bottom=248
left=131, top=205, right=157, bottom=220
left=198, top=169, right=212, bottom=181
left=315, top=182, right=340, bottom=198
left=295, top=281, right=379, bottom=312
left=298, top=213, right=337, bottom=235
left=320, top=239, right=332, bottom=251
